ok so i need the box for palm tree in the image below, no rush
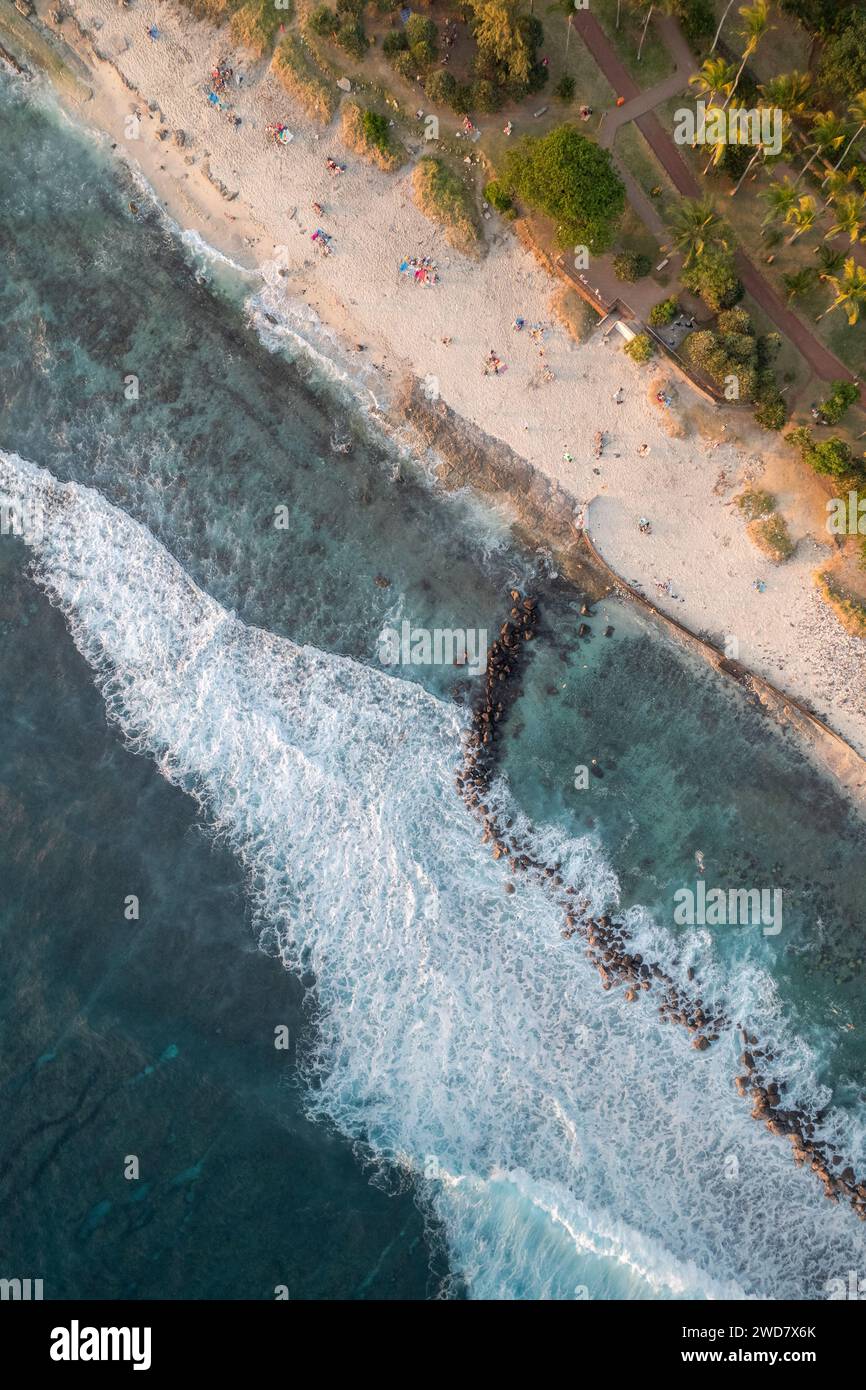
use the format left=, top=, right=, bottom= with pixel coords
left=731, top=137, right=772, bottom=196
left=826, top=192, right=866, bottom=244
left=818, top=258, right=866, bottom=325
left=784, top=195, right=819, bottom=245
left=823, top=90, right=866, bottom=184
left=795, top=111, right=846, bottom=186
left=702, top=105, right=736, bottom=175
left=669, top=196, right=732, bottom=264
left=759, top=72, right=811, bottom=125
left=711, top=0, right=737, bottom=53
left=633, top=0, right=678, bottom=63
left=724, top=1, right=772, bottom=110
left=761, top=177, right=798, bottom=227
left=823, top=167, right=859, bottom=203
left=815, top=244, right=846, bottom=280
left=783, top=268, right=818, bottom=301
left=690, top=57, right=736, bottom=109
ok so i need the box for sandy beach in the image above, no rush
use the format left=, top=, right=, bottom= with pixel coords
left=12, top=0, right=866, bottom=758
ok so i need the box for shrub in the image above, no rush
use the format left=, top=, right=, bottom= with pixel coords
left=341, top=101, right=406, bottom=170
left=382, top=30, right=408, bottom=58
left=308, top=4, right=338, bottom=37
left=819, top=379, right=860, bottom=425
left=362, top=107, right=392, bottom=152
left=625, top=332, right=655, bottom=363
left=273, top=34, right=335, bottom=123
left=555, top=74, right=575, bottom=102
left=503, top=125, right=625, bottom=251
left=336, top=16, right=368, bottom=58
left=786, top=426, right=865, bottom=483
left=736, top=488, right=776, bottom=522
left=753, top=388, right=788, bottom=431
left=674, top=0, right=716, bottom=51
left=405, top=13, right=437, bottom=48
left=736, top=489, right=795, bottom=561
left=818, top=11, right=866, bottom=102
left=229, top=0, right=290, bottom=55
left=424, top=69, right=457, bottom=105
left=471, top=78, right=501, bottom=113
left=649, top=296, right=678, bottom=326
left=816, top=571, right=866, bottom=637
left=613, top=250, right=652, bottom=282
left=485, top=179, right=514, bottom=214
left=413, top=156, right=481, bottom=253
left=409, top=38, right=436, bottom=69
left=681, top=251, right=743, bottom=312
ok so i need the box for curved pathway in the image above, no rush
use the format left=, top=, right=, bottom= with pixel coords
left=574, top=9, right=859, bottom=387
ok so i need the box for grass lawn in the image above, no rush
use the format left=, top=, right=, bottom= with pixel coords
left=592, top=0, right=676, bottom=89
left=706, top=0, right=811, bottom=86
left=614, top=120, right=679, bottom=205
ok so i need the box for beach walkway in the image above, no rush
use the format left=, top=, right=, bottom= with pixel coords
left=574, top=10, right=859, bottom=388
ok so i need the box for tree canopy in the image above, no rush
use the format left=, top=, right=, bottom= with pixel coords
left=504, top=125, right=625, bottom=250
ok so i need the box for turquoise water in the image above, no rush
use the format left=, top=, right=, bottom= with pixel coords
left=2, top=68, right=866, bottom=1299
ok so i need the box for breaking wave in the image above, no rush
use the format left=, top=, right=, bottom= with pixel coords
left=3, top=446, right=865, bottom=1299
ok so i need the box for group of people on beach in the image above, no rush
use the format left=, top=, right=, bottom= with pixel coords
left=399, top=256, right=439, bottom=286
left=483, top=349, right=506, bottom=376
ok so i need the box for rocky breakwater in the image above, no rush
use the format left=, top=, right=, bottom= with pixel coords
left=452, top=588, right=866, bottom=1222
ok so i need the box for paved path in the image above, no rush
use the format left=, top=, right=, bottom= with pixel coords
left=574, top=10, right=859, bottom=386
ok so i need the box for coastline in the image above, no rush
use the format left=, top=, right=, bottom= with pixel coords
left=3, top=0, right=866, bottom=801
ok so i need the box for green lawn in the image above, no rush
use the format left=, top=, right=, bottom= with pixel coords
left=592, top=0, right=677, bottom=89
left=705, top=0, right=811, bottom=86
left=614, top=120, right=679, bottom=204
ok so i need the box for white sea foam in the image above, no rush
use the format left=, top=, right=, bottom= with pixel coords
left=4, top=446, right=865, bottom=1301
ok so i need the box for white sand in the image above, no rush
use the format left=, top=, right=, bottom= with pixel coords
left=32, top=0, right=866, bottom=757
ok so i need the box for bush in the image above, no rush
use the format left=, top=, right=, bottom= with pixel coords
left=613, top=250, right=652, bottom=282
left=485, top=179, right=514, bottom=214
left=412, top=156, right=481, bottom=253
left=471, top=78, right=501, bottom=113
left=382, top=30, right=408, bottom=57
left=424, top=69, right=457, bottom=105
left=625, top=332, right=655, bottom=363
left=681, top=251, right=743, bottom=312
left=229, top=0, right=290, bottom=55
left=503, top=125, right=625, bottom=251
left=336, top=16, right=368, bottom=58
left=674, top=0, right=716, bottom=51
left=818, top=11, right=866, bottom=102
left=361, top=107, right=392, bottom=153
left=273, top=34, right=335, bottom=123
left=649, top=296, right=679, bottom=326
left=819, top=379, right=860, bottom=425
left=341, top=101, right=406, bottom=170
left=736, top=489, right=794, bottom=561
left=683, top=308, right=767, bottom=403
left=555, top=74, right=575, bottom=103
left=405, top=13, right=437, bottom=48
left=786, top=426, right=866, bottom=483
left=308, top=5, right=338, bottom=38
left=753, top=387, right=788, bottom=431
left=391, top=50, right=415, bottom=78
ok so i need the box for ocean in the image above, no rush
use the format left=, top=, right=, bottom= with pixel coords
left=2, top=65, right=866, bottom=1300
